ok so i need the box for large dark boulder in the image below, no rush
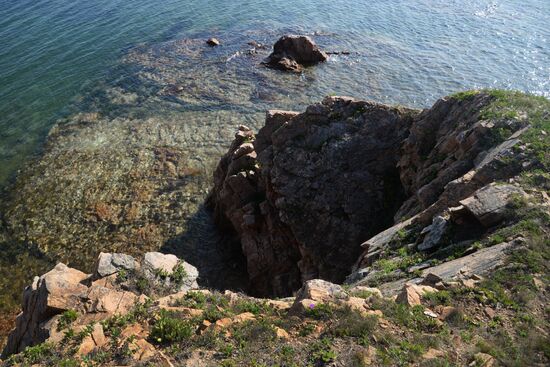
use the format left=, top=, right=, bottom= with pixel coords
left=208, top=97, right=414, bottom=296
left=263, top=35, right=328, bottom=72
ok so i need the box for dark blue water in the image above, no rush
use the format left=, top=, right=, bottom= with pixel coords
left=0, top=0, right=548, bottom=185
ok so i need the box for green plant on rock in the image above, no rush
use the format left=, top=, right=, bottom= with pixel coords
left=309, top=337, right=337, bottom=365
left=170, top=263, right=188, bottom=285
left=328, top=306, right=378, bottom=345
left=177, top=290, right=207, bottom=308
left=57, top=309, right=78, bottom=331
left=304, top=302, right=334, bottom=320
left=150, top=310, right=193, bottom=344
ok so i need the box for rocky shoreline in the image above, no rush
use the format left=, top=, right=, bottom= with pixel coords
left=0, top=35, right=549, bottom=365
left=208, top=91, right=548, bottom=299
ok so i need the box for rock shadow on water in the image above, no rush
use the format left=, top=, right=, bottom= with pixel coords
left=159, top=204, right=249, bottom=293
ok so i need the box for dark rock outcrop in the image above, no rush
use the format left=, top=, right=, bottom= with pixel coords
left=208, top=96, right=415, bottom=296
left=209, top=92, right=540, bottom=297
left=263, top=35, right=328, bottom=72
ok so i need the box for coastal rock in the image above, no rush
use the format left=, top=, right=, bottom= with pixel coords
left=263, top=35, right=328, bottom=72
left=295, top=279, right=347, bottom=304
left=457, top=183, right=526, bottom=227
left=96, top=252, right=137, bottom=277
left=143, top=252, right=179, bottom=275
left=2, top=252, right=197, bottom=358
left=206, top=38, right=220, bottom=46
left=208, top=97, right=414, bottom=296
left=396, top=284, right=438, bottom=306
left=418, top=215, right=449, bottom=251
left=2, top=263, right=89, bottom=355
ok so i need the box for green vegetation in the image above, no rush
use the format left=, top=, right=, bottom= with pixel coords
left=150, top=311, right=193, bottom=344
left=56, top=309, right=78, bottom=331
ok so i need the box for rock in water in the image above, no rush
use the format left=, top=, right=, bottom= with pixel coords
left=263, top=35, right=328, bottom=72
left=206, top=38, right=220, bottom=46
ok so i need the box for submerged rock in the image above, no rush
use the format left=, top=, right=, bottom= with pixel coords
left=263, top=35, right=328, bottom=72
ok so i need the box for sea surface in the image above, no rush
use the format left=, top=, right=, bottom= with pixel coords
left=0, top=0, right=549, bottom=187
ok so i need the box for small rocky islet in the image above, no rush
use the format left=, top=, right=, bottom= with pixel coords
left=0, top=36, right=549, bottom=366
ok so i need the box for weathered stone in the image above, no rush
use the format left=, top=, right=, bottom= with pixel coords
left=420, top=241, right=516, bottom=281
left=344, top=297, right=368, bottom=313
left=131, top=338, right=156, bottom=361
left=294, top=279, right=347, bottom=304
left=266, top=299, right=294, bottom=311
left=418, top=215, right=448, bottom=251
left=232, top=312, right=255, bottom=323
left=209, top=98, right=413, bottom=296
left=2, top=263, right=89, bottom=356
left=263, top=35, right=327, bottom=72
left=458, top=183, right=526, bottom=227
left=96, top=252, right=137, bottom=277
left=143, top=252, right=179, bottom=274
left=77, top=335, right=96, bottom=356
left=90, top=323, right=106, bottom=348
left=395, top=284, right=422, bottom=306
left=396, top=284, right=438, bottom=306
left=484, top=306, right=496, bottom=319
left=274, top=327, right=290, bottom=339
left=436, top=306, right=459, bottom=321
left=85, top=285, right=138, bottom=315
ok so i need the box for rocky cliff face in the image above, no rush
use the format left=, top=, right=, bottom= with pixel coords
left=208, top=91, right=547, bottom=297
left=1, top=90, right=548, bottom=367
left=208, top=97, right=416, bottom=296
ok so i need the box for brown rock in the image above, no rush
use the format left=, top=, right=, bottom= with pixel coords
left=198, top=320, right=211, bottom=334
left=212, top=317, right=233, bottom=330
left=266, top=299, right=294, bottom=311
left=232, top=312, right=256, bottom=323
left=77, top=335, right=96, bottom=356
left=263, top=35, right=327, bottom=72
left=396, top=284, right=422, bottom=306
left=295, top=279, right=347, bottom=303
left=131, top=338, right=156, bottom=361
left=91, top=323, right=106, bottom=348
left=2, top=263, right=89, bottom=356
left=471, top=352, right=495, bottom=367
left=86, top=285, right=138, bottom=315
left=121, top=323, right=147, bottom=340
left=484, top=307, right=496, bottom=319
left=437, top=306, right=459, bottom=321
left=275, top=327, right=290, bottom=339
left=344, top=297, right=368, bottom=313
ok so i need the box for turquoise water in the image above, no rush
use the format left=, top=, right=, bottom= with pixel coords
left=0, top=0, right=549, bottom=186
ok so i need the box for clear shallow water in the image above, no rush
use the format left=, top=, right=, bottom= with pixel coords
left=0, top=0, right=549, bottom=186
